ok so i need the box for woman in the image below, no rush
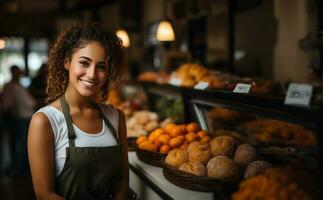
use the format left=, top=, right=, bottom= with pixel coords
left=28, top=23, right=129, bottom=200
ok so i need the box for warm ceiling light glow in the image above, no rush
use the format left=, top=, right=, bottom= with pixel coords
left=116, top=29, right=130, bottom=48
left=156, top=20, right=175, bottom=42
left=0, top=39, right=5, bottom=49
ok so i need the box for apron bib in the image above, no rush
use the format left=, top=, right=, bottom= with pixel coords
left=55, top=96, right=122, bottom=200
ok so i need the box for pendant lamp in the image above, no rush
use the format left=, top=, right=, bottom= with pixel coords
left=156, top=20, right=175, bottom=41
left=156, top=0, right=175, bottom=42
left=116, top=29, right=130, bottom=48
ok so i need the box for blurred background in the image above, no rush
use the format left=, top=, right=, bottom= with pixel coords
left=0, top=0, right=322, bottom=199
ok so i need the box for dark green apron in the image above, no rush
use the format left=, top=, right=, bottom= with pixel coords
left=56, top=96, right=122, bottom=200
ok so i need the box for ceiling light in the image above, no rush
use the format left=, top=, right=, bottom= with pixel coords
left=116, top=29, right=130, bottom=48
left=156, top=20, right=175, bottom=42
left=0, top=39, right=6, bottom=49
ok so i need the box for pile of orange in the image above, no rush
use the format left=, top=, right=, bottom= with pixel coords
left=136, top=122, right=211, bottom=154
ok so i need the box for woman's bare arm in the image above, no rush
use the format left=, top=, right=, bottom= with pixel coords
left=28, top=112, right=65, bottom=200
left=113, top=109, right=129, bottom=200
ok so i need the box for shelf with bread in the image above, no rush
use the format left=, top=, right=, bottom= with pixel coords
left=134, top=74, right=321, bottom=199
left=181, top=90, right=320, bottom=199
left=138, top=63, right=275, bottom=94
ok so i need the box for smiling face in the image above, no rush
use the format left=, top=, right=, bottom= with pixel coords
left=65, top=41, right=108, bottom=99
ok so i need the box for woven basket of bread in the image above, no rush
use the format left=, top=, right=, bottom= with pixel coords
left=162, top=159, right=239, bottom=192
left=136, top=148, right=166, bottom=167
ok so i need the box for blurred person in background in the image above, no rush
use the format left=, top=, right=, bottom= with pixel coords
left=29, top=63, right=48, bottom=110
left=28, top=23, right=131, bottom=200
left=2, top=65, right=36, bottom=177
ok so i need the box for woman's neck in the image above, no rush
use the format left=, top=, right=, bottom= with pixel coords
left=64, top=86, right=94, bottom=111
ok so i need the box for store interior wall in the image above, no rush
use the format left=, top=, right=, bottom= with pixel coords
left=234, top=0, right=276, bottom=79
left=273, top=0, right=309, bottom=83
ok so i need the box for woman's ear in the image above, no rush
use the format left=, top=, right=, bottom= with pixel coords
left=64, top=58, right=70, bottom=70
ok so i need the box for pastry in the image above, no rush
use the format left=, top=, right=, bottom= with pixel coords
left=244, top=160, right=272, bottom=179
left=233, top=144, right=258, bottom=167
left=207, top=156, right=240, bottom=179
left=188, top=147, right=211, bottom=165
left=165, top=149, right=188, bottom=168
left=209, top=136, right=236, bottom=157
left=179, top=162, right=207, bottom=176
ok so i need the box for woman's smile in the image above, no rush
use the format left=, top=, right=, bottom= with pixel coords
left=79, top=79, right=97, bottom=89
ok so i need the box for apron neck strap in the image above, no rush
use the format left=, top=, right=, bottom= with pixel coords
left=60, top=95, right=76, bottom=147
left=90, top=101, right=119, bottom=142
left=60, top=95, right=120, bottom=147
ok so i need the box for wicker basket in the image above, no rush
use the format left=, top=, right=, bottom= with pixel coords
left=136, top=148, right=166, bottom=167
left=162, top=160, right=240, bottom=192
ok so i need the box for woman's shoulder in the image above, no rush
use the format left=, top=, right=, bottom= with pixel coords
left=30, top=110, right=52, bottom=130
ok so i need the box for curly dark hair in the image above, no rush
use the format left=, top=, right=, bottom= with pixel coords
left=46, top=23, right=125, bottom=103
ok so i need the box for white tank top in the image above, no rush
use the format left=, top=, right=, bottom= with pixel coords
left=36, top=104, right=119, bottom=176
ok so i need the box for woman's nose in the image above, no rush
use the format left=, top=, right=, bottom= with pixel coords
left=87, top=65, right=97, bottom=78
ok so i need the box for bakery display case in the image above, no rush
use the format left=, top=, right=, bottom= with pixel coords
left=181, top=87, right=321, bottom=199
left=130, top=81, right=321, bottom=199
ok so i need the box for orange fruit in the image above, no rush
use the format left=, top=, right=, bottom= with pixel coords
left=136, top=135, right=147, bottom=145
left=138, top=141, right=158, bottom=152
left=158, top=134, right=171, bottom=145
left=154, top=128, right=165, bottom=136
left=148, top=129, right=164, bottom=142
left=160, top=144, right=170, bottom=154
left=186, top=122, right=199, bottom=133
left=178, top=124, right=187, bottom=134
left=154, top=139, right=163, bottom=148
left=200, top=135, right=211, bottom=143
left=169, top=137, right=183, bottom=149
left=185, top=132, right=199, bottom=143
left=165, top=123, right=177, bottom=134
left=169, top=126, right=184, bottom=138
left=197, top=130, right=208, bottom=138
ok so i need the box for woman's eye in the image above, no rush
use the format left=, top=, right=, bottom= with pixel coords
left=97, top=64, right=107, bottom=71
left=79, top=61, right=89, bottom=66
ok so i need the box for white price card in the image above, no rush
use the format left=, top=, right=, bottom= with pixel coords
left=233, top=83, right=251, bottom=93
left=194, top=81, right=209, bottom=90
left=284, top=83, right=313, bottom=106
left=168, top=77, right=182, bottom=86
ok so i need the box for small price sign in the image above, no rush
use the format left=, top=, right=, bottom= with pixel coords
left=194, top=81, right=209, bottom=90
left=233, top=83, right=251, bottom=94
left=284, top=83, right=313, bottom=106
left=168, top=77, right=182, bottom=86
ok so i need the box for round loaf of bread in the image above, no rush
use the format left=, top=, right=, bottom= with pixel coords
left=179, top=162, right=207, bottom=176
left=233, top=143, right=258, bottom=167
left=165, top=148, right=188, bottom=168
left=207, top=156, right=240, bottom=179
left=244, top=160, right=272, bottom=179
left=209, top=136, right=236, bottom=157
left=188, top=148, right=211, bottom=165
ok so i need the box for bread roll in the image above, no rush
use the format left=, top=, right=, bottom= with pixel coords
left=244, top=160, right=272, bottom=179
left=234, top=144, right=257, bottom=167
left=188, top=147, right=211, bottom=165
left=207, top=156, right=240, bottom=179
left=165, top=149, right=188, bottom=168
left=209, top=136, right=236, bottom=157
left=179, top=162, right=207, bottom=176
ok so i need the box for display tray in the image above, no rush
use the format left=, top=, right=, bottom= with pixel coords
left=162, top=160, right=240, bottom=192
left=136, top=148, right=166, bottom=167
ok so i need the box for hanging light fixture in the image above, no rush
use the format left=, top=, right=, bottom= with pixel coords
left=0, top=38, right=6, bottom=50
left=156, top=0, right=175, bottom=42
left=116, top=29, right=130, bottom=48
left=156, top=20, right=175, bottom=41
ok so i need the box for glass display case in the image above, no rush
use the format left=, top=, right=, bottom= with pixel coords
left=181, top=87, right=321, bottom=199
